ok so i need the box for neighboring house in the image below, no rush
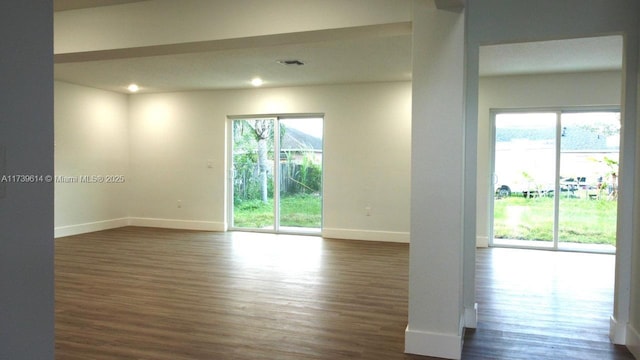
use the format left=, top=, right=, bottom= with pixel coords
left=280, top=127, right=323, bottom=164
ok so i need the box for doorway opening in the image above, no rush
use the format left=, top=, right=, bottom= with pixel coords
left=229, top=116, right=323, bottom=234
left=490, top=109, right=620, bottom=253
left=476, top=34, right=628, bottom=354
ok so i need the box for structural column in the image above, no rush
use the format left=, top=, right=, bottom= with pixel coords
left=405, top=1, right=466, bottom=359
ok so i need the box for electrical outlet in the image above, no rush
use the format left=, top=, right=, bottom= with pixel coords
left=365, top=206, right=371, bottom=216
left=177, top=200, right=182, bottom=208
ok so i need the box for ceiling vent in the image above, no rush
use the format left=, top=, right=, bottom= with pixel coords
left=277, top=59, right=305, bottom=66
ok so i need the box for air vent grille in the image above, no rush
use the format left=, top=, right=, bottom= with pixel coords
left=277, top=59, right=305, bottom=66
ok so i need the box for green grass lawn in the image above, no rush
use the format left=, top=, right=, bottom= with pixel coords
left=494, top=195, right=617, bottom=245
left=233, top=194, right=321, bottom=229
left=234, top=193, right=616, bottom=244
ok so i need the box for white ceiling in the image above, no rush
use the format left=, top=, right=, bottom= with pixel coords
left=55, top=34, right=414, bottom=93
left=53, top=2, right=623, bottom=94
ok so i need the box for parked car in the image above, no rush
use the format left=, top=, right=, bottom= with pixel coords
left=560, top=176, right=603, bottom=198
left=496, top=176, right=602, bottom=199
left=495, top=182, right=555, bottom=198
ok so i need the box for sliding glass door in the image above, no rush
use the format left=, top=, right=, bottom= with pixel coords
left=557, top=112, right=620, bottom=251
left=492, top=112, right=557, bottom=249
left=278, top=118, right=323, bottom=232
left=230, top=116, right=323, bottom=234
left=491, top=110, right=619, bottom=252
left=231, top=118, right=276, bottom=230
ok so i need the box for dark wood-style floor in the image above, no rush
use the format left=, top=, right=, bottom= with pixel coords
left=465, top=248, right=634, bottom=360
left=55, top=227, right=635, bottom=359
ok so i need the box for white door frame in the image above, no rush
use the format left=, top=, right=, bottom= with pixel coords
left=227, top=114, right=324, bottom=235
left=489, top=107, right=621, bottom=253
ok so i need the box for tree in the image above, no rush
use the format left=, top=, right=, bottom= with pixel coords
left=251, top=119, right=271, bottom=203
left=232, top=119, right=285, bottom=204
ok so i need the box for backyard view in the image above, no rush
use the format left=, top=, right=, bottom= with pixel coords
left=494, top=195, right=617, bottom=245
left=233, top=195, right=322, bottom=229
left=232, top=118, right=323, bottom=231
left=493, top=111, right=619, bottom=249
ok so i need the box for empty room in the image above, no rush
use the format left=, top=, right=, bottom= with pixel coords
left=2, top=1, right=640, bottom=360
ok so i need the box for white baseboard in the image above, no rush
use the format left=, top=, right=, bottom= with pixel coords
left=627, top=323, right=640, bottom=359
left=322, top=228, right=409, bottom=243
left=55, top=217, right=226, bottom=237
left=129, top=217, right=226, bottom=232
left=55, top=218, right=130, bottom=238
left=476, top=235, right=489, bottom=248
left=464, top=303, right=478, bottom=328
left=57, top=220, right=404, bottom=242
left=610, top=315, right=627, bottom=344
left=405, top=326, right=463, bottom=359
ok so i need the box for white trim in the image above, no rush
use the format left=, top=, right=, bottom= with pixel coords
left=476, top=235, right=489, bottom=248
left=610, top=315, right=627, bottom=344
left=227, top=113, right=324, bottom=120
left=405, top=326, right=463, bottom=359
left=489, top=107, right=622, bottom=252
left=129, top=217, right=226, bottom=231
left=626, top=323, right=640, bottom=359
left=54, top=218, right=130, bottom=238
left=54, top=218, right=227, bottom=237
left=322, top=228, right=409, bottom=243
left=464, top=303, right=478, bottom=328
left=227, top=115, right=325, bottom=234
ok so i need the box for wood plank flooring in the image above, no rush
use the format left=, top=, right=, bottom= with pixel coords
left=55, top=227, right=635, bottom=359
left=464, top=248, right=634, bottom=360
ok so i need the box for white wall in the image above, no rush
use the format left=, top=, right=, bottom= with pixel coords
left=476, top=71, right=623, bottom=247
left=54, top=82, right=130, bottom=237
left=466, top=0, right=638, bottom=350
left=53, top=81, right=411, bottom=241
left=126, top=81, right=411, bottom=241
left=0, top=1, right=54, bottom=359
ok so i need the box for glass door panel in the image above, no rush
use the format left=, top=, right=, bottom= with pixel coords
left=231, top=118, right=276, bottom=230
left=230, top=117, right=323, bottom=234
left=278, top=118, right=323, bottom=233
left=558, top=112, right=619, bottom=251
left=492, top=113, right=557, bottom=248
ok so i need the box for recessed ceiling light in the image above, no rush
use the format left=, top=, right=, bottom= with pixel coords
left=127, top=84, right=140, bottom=92
left=251, top=78, right=263, bottom=87
left=277, top=59, right=305, bottom=66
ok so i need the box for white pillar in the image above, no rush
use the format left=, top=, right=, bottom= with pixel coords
left=405, top=1, right=466, bottom=359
